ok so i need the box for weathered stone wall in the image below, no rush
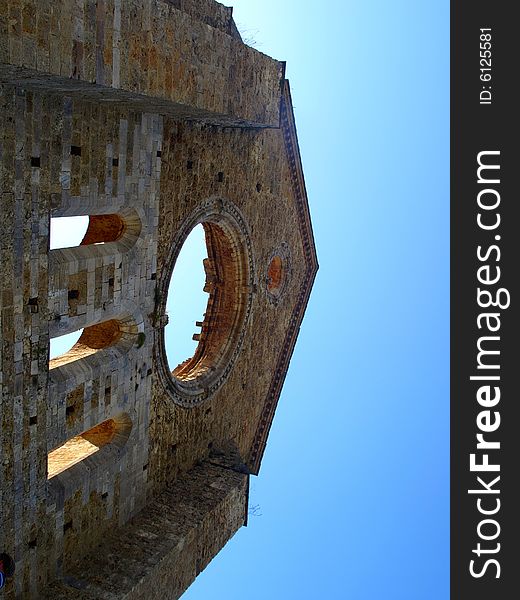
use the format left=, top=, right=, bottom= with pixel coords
left=163, top=0, right=242, bottom=39
left=0, top=85, right=161, bottom=597
left=0, top=2, right=317, bottom=598
left=0, top=84, right=51, bottom=599
left=0, top=0, right=282, bottom=126
left=41, top=461, right=248, bottom=600
left=0, top=89, right=314, bottom=599
left=149, top=120, right=308, bottom=494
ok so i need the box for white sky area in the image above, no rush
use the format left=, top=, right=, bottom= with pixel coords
left=49, top=330, right=83, bottom=360
left=49, top=219, right=208, bottom=366
left=165, top=224, right=208, bottom=369
left=49, top=216, right=89, bottom=250
left=49, top=217, right=89, bottom=359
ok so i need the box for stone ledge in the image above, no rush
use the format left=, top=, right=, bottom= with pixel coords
left=41, top=461, right=249, bottom=600
left=0, top=0, right=283, bottom=127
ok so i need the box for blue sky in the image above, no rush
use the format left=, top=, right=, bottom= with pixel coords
left=50, top=1, right=449, bottom=597
left=182, top=1, right=450, bottom=599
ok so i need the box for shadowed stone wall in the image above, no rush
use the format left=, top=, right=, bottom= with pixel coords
left=41, top=462, right=248, bottom=600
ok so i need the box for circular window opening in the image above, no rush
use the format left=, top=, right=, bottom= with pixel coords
left=158, top=199, right=254, bottom=406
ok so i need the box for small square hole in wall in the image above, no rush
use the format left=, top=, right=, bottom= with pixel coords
left=68, top=289, right=80, bottom=300
left=28, top=539, right=37, bottom=550
left=187, top=160, right=193, bottom=170
left=112, top=157, right=119, bottom=167
left=70, top=146, right=82, bottom=156
left=108, top=277, right=114, bottom=287
left=31, top=157, right=40, bottom=168
left=63, top=520, right=73, bottom=533
left=217, top=171, right=224, bottom=182
left=29, top=415, right=38, bottom=426
left=157, top=150, right=162, bottom=158
left=28, top=297, right=39, bottom=313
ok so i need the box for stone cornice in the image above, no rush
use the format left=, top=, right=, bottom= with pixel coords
left=248, top=80, right=319, bottom=474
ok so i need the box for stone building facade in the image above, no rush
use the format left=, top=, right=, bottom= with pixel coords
left=0, top=1, right=317, bottom=598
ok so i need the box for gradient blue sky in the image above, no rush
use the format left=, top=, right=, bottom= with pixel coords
left=51, top=1, right=449, bottom=597
left=182, top=1, right=450, bottom=599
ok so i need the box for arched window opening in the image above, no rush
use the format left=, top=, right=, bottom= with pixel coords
left=50, top=214, right=124, bottom=250
left=49, top=211, right=141, bottom=250
left=49, top=319, right=122, bottom=369
left=47, top=414, right=132, bottom=479
left=164, top=217, right=251, bottom=386
left=164, top=224, right=208, bottom=371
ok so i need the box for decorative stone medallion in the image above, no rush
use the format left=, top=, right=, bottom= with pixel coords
left=265, top=242, right=291, bottom=306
